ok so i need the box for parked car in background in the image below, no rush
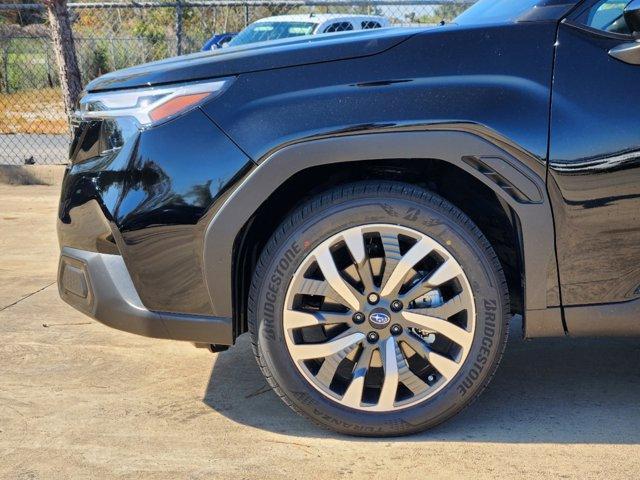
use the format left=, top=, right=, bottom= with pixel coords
left=201, top=32, right=237, bottom=51
left=223, top=14, right=390, bottom=48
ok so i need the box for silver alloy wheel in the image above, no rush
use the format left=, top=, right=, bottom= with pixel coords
left=283, top=224, right=476, bottom=412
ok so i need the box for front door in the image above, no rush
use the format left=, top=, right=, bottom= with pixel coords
left=549, top=0, right=640, bottom=308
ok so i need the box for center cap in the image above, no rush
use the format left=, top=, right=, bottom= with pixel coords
left=368, top=307, right=391, bottom=329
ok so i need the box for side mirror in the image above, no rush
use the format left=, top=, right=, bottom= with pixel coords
left=624, top=0, right=640, bottom=35
left=608, top=0, right=640, bottom=64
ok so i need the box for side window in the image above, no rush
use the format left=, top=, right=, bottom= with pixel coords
left=361, top=21, right=382, bottom=29
left=580, top=0, right=632, bottom=34
left=324, top=22, right=354, bottom=33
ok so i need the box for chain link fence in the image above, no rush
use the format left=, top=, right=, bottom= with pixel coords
left=0, top=0, right=474, bottom=165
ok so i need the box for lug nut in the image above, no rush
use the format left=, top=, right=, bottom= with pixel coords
left=390, top=324, right=403, bottom=336
left=390, top=300, right=403, bottom=312
left=367, top=292, right=380, bottom=305
left=366, top=331, right=379, bottom=343
left=352, top=312, right=365, bottom=324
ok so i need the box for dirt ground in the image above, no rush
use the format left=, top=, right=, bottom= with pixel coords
left=1, top=184, right=639, bottom=479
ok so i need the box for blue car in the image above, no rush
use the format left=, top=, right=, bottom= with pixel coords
left=201, top=32, right=236, bottom=51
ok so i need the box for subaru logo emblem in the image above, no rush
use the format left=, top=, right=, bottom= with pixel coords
left=369, top=312, right=390, bottom=326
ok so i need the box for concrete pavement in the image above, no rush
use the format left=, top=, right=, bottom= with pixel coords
left=1, top=184, right=639, bottom=479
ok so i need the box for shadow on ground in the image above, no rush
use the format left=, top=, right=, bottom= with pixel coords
left=203, top=316, right=640, bottom=443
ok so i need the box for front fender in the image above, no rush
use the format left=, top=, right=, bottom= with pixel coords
left=202, top=128, right=563, bottom=338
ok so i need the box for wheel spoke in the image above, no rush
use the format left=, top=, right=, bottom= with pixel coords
left=377, top=337, right=399, bottom=409
left=426, top=350, right=461, bottom=380
left=398, top=275, right=433, bottom=303
left=294, top=278, right=341, bottom=303
left=283, top=309, right=352, bottom=330
left=380, top=237, right=437, bottom=297
left=402, top=333, right=461, bottom=380
left=426, top=258, right=463, bottom=286
left=402, top=311, right=473, bottom=349
left=341, top=228, right=376, bottom=293
left=341, top=347, right=373, bottom=408
left=409, top=290, right=471, bottom=319
left=314, top=246, right=361, bottom=311
left=316, top=343, right=359, bottom=386
left=379, top=232, right=402, bottom=295
left=398, top=257, right=465, bottom=303
left=401, top=332, right=428, bottom=356
left=397, top=345, right=429, bottom=395
left=289, top=332, right=364, bottom=361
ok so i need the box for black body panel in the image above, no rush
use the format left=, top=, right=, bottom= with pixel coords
left=549, top=21, right=640, bottom=307
left=85, top=28, right=417, bottom=92
left=58, top=109, right=253, bottom=316
left=204, top=23, right=557, bottom=165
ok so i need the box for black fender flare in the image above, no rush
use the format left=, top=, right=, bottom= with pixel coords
left=202, top=128, right=564, bottom=338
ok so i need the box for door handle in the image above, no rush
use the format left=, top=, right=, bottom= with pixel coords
left=609, top=40, right=640, bottom=65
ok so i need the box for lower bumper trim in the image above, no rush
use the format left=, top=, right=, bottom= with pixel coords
left=58, top=247, right=233, bottom=344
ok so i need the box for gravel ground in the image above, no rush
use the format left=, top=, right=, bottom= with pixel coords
left=1, top=184, right=639, bottom=479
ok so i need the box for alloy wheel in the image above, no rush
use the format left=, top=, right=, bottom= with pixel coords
left=283, top=224, right=475, bottom=412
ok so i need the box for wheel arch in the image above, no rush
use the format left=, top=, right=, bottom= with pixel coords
left=202, top=129, right=564, bottom=340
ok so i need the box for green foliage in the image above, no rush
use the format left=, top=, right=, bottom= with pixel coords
left=1, top=38, right=56, bottom=93
left=130, top=8, right=173, bottom=58
left=435, top=4, right=469, bottom=19
left=87, top=42, right=110, bottom=78
left=416, top=4, right=470, bottom=24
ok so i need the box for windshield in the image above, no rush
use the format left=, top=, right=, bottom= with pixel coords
left=454, top=0, right=541, bottom=25
left=228, top=21, right=317, bottom=46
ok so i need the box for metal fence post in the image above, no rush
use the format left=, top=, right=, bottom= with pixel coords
left=175, top=0, right=184, bottom=56
left=2, top=46, right=9, bottom=94
left=45, top=40, right=54, bottom=88
left=244, top=4, right=249, bottom=27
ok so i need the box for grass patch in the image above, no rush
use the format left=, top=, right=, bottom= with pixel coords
left=0, top=88, right=68, bottom=135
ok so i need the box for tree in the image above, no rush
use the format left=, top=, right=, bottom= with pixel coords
left=432, top=3, right=469, bottom=22
left=417, top=3, right=471, bottom=24
left=44, top=0, right=81, bottom=118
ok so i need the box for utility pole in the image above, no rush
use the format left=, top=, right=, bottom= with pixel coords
left=44, top=0, right=82, bottom=118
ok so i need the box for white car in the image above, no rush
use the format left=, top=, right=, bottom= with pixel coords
left=225, top=14, right=391, bottom=48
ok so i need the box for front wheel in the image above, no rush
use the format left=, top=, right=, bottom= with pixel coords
left=248, top=182, right=510, bottom=436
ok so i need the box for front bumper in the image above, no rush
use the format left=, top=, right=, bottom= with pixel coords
left=58, top=246, right=233, bottom=344
left=57, top=107, right=254, bottom=343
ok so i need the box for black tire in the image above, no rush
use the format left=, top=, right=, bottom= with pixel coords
left=247, top=181, right=510, bottom=436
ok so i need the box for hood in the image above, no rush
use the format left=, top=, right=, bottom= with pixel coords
left=85, top=28, right=420, bottom=93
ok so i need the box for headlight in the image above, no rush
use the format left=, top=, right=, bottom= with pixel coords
left=75, top=77, right=233, bottom=127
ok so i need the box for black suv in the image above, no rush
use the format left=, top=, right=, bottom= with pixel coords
left=57, top=0, right=640, bottom=436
